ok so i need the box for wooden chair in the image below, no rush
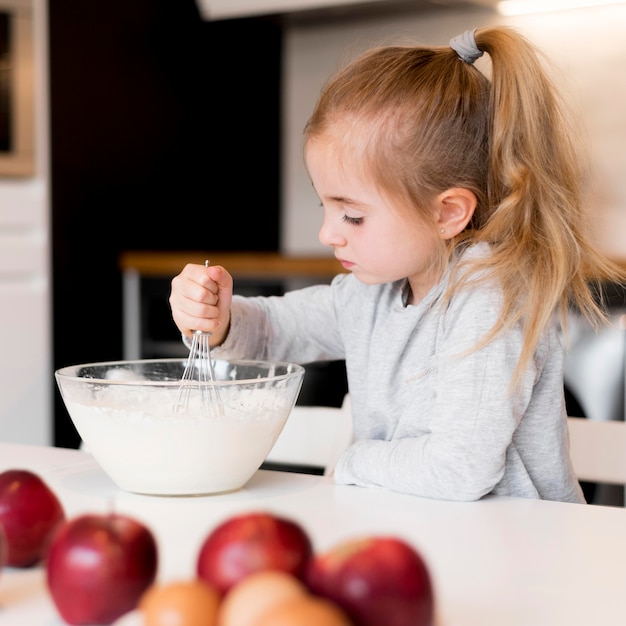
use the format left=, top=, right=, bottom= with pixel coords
left=567, top=417, right=626, bottom=488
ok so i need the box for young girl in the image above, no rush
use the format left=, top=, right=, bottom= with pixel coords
left=169, top=27, right=624, bottom=503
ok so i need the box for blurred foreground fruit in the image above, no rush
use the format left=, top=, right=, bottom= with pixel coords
left=0, top=468, right=66, bottom=567
left=46, top=512, right=158, bottom=625
left=139, top=579, right=220, bottom=626
left=306, top=536, right=434, bottom=626
left=218, top=569, right=309, bottom=626
left=0, top=524, right=7, bottom=574
left=255, top=595, right=353, bottom=626
left=197, top=511, right=313, bottom=594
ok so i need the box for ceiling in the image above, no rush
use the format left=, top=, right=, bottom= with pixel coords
left=194, top=0, right=497, bottom=22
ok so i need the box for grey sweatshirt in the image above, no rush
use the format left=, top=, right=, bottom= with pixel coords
left=211, top=244, right=585, bottom=504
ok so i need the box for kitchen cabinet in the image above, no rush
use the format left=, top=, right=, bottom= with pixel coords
left=0, top=0, right=51, bottom=446
left=194, top=0, right=435, bottom=20
left=0, top=204, right=51, bottom=445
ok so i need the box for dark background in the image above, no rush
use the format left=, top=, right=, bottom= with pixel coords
left=49, top=0, right=282, bottom=447
left=0, top=13, right=10, bottom=152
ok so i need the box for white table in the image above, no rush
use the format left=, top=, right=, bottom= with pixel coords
left=1, top=442, right=625, bottom=626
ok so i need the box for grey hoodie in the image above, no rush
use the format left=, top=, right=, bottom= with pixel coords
left=211, top=243, right=584, bottom=504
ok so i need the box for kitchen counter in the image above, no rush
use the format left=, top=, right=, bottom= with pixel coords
left=118, top=251, right=343, bottom=280
left=1, top=442, right=626, bottom=625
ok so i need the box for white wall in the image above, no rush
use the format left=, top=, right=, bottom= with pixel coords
left=0, top=0, right=51, bottom=445
left=281, top=3, right=626, bottom=259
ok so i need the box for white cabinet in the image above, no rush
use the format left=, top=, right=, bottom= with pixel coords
left=0, top=0, right=51, bottom=445
left=0, top=182, right=51, bottom=445
left=0, top=270, right=50, bottom=445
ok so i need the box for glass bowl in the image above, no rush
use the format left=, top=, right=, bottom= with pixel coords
left=55, top=358, right=305, bottom=496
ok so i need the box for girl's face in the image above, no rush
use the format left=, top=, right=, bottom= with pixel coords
left=305, top=135, right=443, bottom=304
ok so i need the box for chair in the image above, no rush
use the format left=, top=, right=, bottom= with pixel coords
left=567, top=417, right=626, bottom=491
left=563, top=310, right=626, bottom=505
left=263, top=394, right=353, bottom=476
left=265, top=401, right=626, bottom=500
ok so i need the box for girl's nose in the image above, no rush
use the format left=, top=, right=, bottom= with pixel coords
left=318, top=215, right=345, bottom=248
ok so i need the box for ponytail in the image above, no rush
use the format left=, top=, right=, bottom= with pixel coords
left=458, top=27, right=625, bottom=382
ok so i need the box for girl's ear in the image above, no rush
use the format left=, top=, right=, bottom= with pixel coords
left=435, top=188, right=477, bottom=239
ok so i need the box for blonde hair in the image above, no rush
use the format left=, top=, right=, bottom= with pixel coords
left=304, top=26, right=625, bottom=384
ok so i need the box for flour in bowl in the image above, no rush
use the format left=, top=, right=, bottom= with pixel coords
left=66, top=387, right=292, bottom=496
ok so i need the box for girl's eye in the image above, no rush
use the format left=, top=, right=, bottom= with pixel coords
left=342, top=214, right=363, bottom=226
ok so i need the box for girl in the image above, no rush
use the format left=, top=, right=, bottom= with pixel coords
left=169, top=27, right=625, bottom=502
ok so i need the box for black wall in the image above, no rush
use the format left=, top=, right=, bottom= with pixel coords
left=49, top=0, right=282, bottom=447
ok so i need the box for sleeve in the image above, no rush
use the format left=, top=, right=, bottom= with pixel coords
left=211, top=276, right=348, bottom=364
left=333, top=284, right=544, bottom=501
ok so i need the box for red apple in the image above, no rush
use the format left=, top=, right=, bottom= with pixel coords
left=0, top=468, right=66, bottom=567
left=0, top=524, right=7, bottom=573
left=305, top=536, right=435, bottom=626
left=196, top=511, right=313, bottom=595
left=46, top=512, right=158, bottom=625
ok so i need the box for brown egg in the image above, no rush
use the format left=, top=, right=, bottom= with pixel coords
left=218, top=570, right=308, bottom=626
left=254, top=595, right=353, bottom=626
left=139, top=579, right=221, bottom=626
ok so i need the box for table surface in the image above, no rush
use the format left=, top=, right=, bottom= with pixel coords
left=1, top=442, right=625, bottom=626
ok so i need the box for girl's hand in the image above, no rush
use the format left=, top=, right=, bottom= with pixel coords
left=169, top=263, right=233, bottom=346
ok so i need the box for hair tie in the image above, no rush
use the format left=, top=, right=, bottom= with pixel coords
left=450, top=29, right=483, bottom=65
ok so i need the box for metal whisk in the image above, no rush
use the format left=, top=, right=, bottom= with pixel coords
left=173, top=261, right=224, bottom=417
